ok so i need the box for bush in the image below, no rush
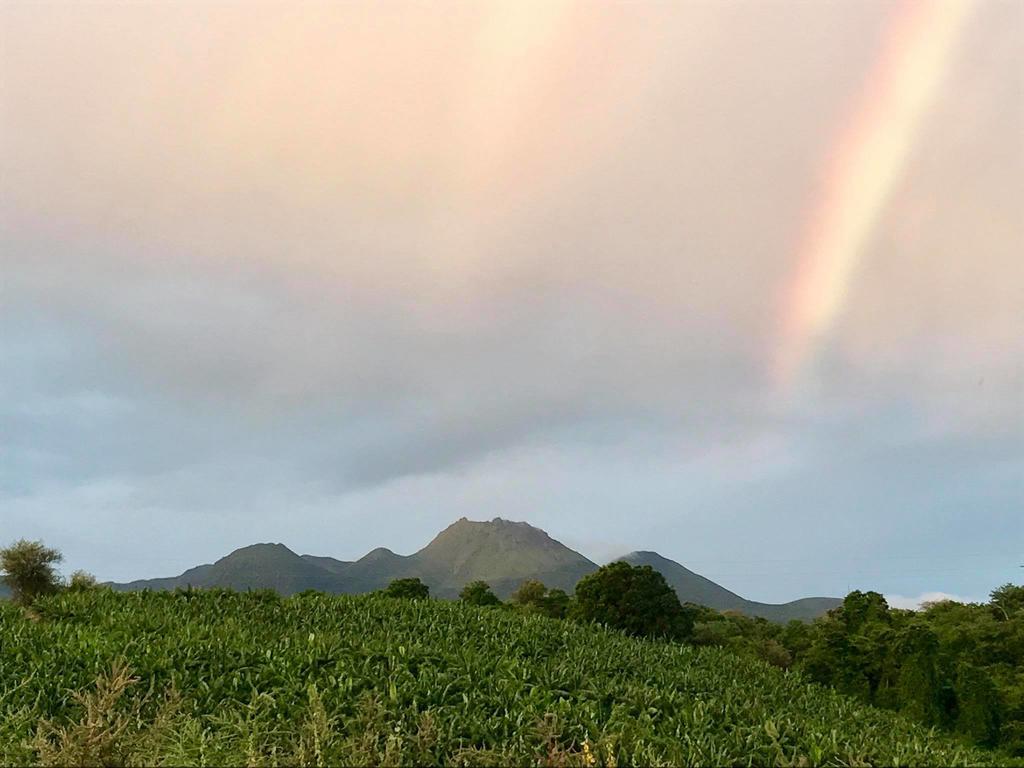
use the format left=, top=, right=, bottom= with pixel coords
left=459, top=581, right=500, bottom=607
left=382, top=578, right=429, bottom=600
left=571, top=561, right=692, bottom=640
left=0, top=539, right=64, bottom=606
left=510, top=580, right=569, bottom=619
left=67, top=571, right=99, bottom=592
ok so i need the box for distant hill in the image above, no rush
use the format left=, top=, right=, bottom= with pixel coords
left=114, top=543, right=341, bottom=596
left=619, top=551, right=841, bottom=622
left=110, top=517, right=838, bottom=620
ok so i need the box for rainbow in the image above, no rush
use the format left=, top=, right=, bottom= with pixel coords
left=775, top=0, right=975, bottom=389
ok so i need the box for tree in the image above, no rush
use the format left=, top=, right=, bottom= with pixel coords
left=459, top=580, right=500, bottom=607
left=895, top=622, right=943, bottom=726
left=955, top=663, right=1001, bottom=746
left=544, top=588, right=570, bottom=620
left=510, top=580, right=569, bottom=619
left=382, top=577, right=429, bottom=600
left=511, top=579, right=547, bottom=607
left=571, top=561, right=691, bottom=640
left=990, top=583, right=1024, bottom=621
left=67, top=570, right=98, bottom=592
left=0, top=539, right=63, bottom=605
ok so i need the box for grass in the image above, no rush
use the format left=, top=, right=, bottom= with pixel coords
left=0, top=589, right=1005, bottom=766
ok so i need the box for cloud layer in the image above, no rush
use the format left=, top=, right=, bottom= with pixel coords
left=1, top=1, right=1021, bottom=601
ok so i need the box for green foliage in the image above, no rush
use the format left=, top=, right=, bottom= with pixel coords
left=956, top=663, right=1002, bottom=746
left=459, top=580, right=501, bottom=607
left=777, top=586, right=1024, bottom=756
left=0, top=590, right=1002, bottom=766
left=381, top=577, right=429, bottom=600
left=991, top=584, right=1024, bottom=621
left=509, top=580, right=569, bottom=619
left=571, top=562, right=693, bottom=640
left=0, top=539, right=64, bottom=606
left=66, top=571, right=99, bottom=593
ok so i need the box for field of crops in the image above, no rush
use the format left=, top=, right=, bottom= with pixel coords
left=0, top=590, right=1002, bottom=766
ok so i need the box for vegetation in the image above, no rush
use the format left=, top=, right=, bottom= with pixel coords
left=0, top=539, right=64, bottom=606
left=67, top=570, right=99, bottom=592
left=510, top=579, right=570, bottom=619
left=674, top=588, right=1024, bottom=756
left=381, top=577, right=430, bottom=600
left=572, top=562, right=694, bottom=641
left=459, top=580, right=501, bottom=607
left=0, top=588, right=1002, bottom=766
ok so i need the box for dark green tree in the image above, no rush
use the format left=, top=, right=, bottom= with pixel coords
left=571, top=561, right=691, bottom=640
left=0, top=539, right=63, bottom=606
left=459, top=580, right=500, bottom=607
left=895, top=622, right=943, bottom=726
left=382, top=577, right=429, bottom=600
left=955, top=663, right=1001, bottom=746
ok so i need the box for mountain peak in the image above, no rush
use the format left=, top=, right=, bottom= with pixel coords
left=415, top=517, right=596, bottom=598
left=218, top=542, right=299, bottom=563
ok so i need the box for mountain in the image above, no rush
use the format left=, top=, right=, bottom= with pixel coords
left=302, top=518, right=596, bottom=598
left=411, top=517, right=598, bottom=598
left=619, top=551, right=841, bottom=622
left=114, top=543, right=341, bottom=596
left=112, top=519, right=594, bottom=599
left=110, top=518, right=837, bottom=620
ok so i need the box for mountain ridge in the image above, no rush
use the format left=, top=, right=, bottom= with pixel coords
left=109, top=517, right=840, bottom=620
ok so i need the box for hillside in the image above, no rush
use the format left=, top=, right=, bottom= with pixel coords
left=411, top=517, right=598, bottom=598
left=619, top=551, right=841, bottom=621
left=109, top=518, right=838, bottom=620
left=0, top=590, right=999, bottom=766
left=114, top=543, right=341, bottom=596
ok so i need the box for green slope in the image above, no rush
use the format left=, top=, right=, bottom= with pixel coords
left=0, top=590, right=1001, bottom=766
left=619, top=551, right=842, bottom=622
left=113, top=543, right=342, bottom=596
left=410, top=517, right=598, bottom=598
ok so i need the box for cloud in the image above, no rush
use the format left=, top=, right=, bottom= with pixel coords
left=0, top=1, right=1020, bottom=602
left=886, top=592, right=983, bottom=611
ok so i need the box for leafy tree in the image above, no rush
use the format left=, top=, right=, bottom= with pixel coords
left=544, top=588, right=570, bottom=619
left=991, top=583, right=1024, bottom=621
left=510, top=580, right=568, bottom=619
left=571, top=561, right=692, bottom=640
left=836, top=591, right=891, bottom=633
left=955, top=663, right=1001, bottom=746
left=894, top=622, right=942, bottom=726
left=510, top=579, right=546, bottom=607
left=459, top=581, right=500, bottom=607
left=382, top=578, right=429, bottom=600
left=0, top=539, right=63, bottom=606
left=67, top=570, right=99, bottom=592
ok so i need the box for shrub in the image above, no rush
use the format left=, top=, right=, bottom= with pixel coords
left=382, top=578, right=429, bottom=600
left=510, top=580, right=568, bottom=619
left=67, top=570, right=99, bottom=592
left=0, top=539, right=64, bottom=606
left=459, top=581, right=500, bottom=607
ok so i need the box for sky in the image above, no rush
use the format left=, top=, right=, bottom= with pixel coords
left=1, top=0, right=1021, bottom=607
